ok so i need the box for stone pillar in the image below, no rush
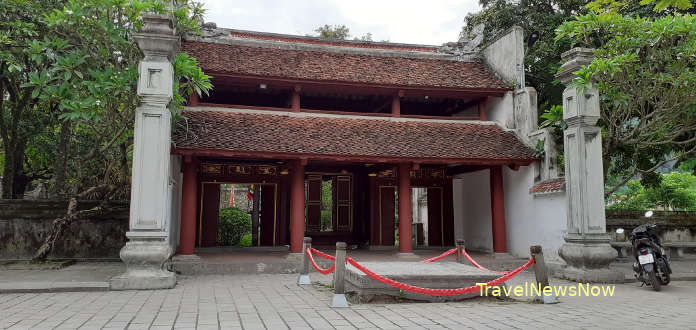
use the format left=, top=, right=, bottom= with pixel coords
left=110, top=13, right=179, bottom=290
left=397, top=163, right=413, bottom=254
left=290, top=159, right=306, bottom=253
left=490, top=166, right=507, bottom=253
left=178, top=156, right=198, bottom=256
left=555, top=48, right=622, bottom=282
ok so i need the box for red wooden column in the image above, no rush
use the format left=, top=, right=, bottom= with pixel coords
left=291, top=85, right=301, bottom=112
left=490, top=166, right=507, bottom=253
left=289, top=159, right=306, bottom=253
left=478, top=97, right=488, bottom=121
left=189, top=93, right=199, bottom=107
left=179, top=156, right=198, bottom=255
left=397, top=163, right=413, bottom=253
left=391, top=90, right=404, bottom=117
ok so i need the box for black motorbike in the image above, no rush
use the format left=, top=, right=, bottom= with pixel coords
left=630, top=223, right=672, bottom=291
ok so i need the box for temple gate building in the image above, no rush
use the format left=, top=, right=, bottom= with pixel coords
left=113, top=13, right=618, bottom=289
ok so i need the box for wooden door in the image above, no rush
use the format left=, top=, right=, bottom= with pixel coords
left=199, top=183, right=220, bottom=247
left=427, top=187, right=443, bottom=246
left=335, top=175, right=352, bottom=232
left=259, top=184, right=277, bottom=246
left=378, top=186, right=396, bottom=246
left=306, top=175, right=322, bottom=232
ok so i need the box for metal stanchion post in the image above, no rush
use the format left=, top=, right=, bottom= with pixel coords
left=331, top=242, right=349, bottom=308
left=530, top=245, right=558, bottom=304
left=456, top=239, right=465, bottom=264
left=297, top=237, right=312, bottom=285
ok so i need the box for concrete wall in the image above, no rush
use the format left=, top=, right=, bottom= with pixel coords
left=0, top=200, right=129, bottom=260
left=481, top=26, right=525, bottom=89
left=502, top=166, right=567, bottom=260
left=453, top=170, right=493, bottom=253
left=606, top=210, right=696, bottom=244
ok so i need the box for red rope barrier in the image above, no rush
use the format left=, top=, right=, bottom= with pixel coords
left=460, top=249, right=507, bottom=274
left=346, top=256, right=534, bottom=296
left=422, top=248, right=457, bottom=263
left=310, top=248, right=336, bottom=261
left=306, top=247, right=335, bottom=275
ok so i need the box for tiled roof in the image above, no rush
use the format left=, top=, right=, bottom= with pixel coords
left=172, top=109, right=538, bottom=163
left=529, top=178, right=566, bottom=194
left=181, top=40, right=510, bottom=91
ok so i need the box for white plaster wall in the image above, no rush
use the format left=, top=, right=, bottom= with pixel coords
left=452, top=170, right=493, bottom=253
left=481, top=26, right=525, bottom=89
left=487, top=92, right=515, bottom=130
left=502, top=166, right=566, bottom=261
left=168, top=155, right=182, bottom=251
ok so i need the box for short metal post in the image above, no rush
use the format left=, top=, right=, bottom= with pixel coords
left=456, top=239, right=465, bottom=264
left=297, top=237, right=312, bottom=285
left=331, top=242, right=349, bottom=308
left=530, top=245, right=557, bottom=304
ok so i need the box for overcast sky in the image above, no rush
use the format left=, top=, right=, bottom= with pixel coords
left=201, top=0, right=481, bottom=45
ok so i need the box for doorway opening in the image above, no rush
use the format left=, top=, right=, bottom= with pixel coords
left=198, top=182, right=278, bottom=248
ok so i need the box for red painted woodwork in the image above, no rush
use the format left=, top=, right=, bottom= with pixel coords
left=200, top=183, right=220, bottom=247
left=291, top=86, right=301, bottom=112
left=478, top=99, right=487, bottom=121
left=289, top=160, right=305, bottom=253
left=202, top=71, right=510, bottom=98
left=427, top=187, right=443, bottom=246
left=306, top=175, right=322, bottom=232
left=391, top=95, right=400, bottom=117
left=397, top=163, right=413, bottom=253
left=335, top=175, right=352, bottom=232
left=173, top=147, right=535, bottom=167
left=442, top=181, right=455, bottom=246
left=189, top=93, right=199, bottom=107
left=259, top=184, right=277, bottom=246
left=179, top=157, right=198, bottom=255
left=378, top=186, right=396, bottom=246
left=490, top=166, right=507, bottom=253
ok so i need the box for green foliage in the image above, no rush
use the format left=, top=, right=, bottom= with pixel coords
left=218, top=207, right=252, bottom=246
left=312, top=24, right=374, bottom=41
left=462, top=0, right=580, bottom=112
left=314, top=24, right=351, bottom=40
left=556, top=3, right=696, bottom=196
left=607, top=172, right=696, bottom=210
left=321, top=179, right=333, bottom=231
left=539, top=105, right=567, bottom=130
left=0, top=0, right=211, bottom=198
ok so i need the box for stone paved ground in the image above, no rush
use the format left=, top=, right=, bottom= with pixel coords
left=1, top=273, right=696, bottom=330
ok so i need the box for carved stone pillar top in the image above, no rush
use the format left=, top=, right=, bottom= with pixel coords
left=134, top=13, right=179, bottom=61
left=555, top=47, right=594, bottom=86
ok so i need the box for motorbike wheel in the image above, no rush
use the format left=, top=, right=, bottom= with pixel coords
left=648, top=271, right=661, bottom=291
left=660, top=273, right=671, bottom=286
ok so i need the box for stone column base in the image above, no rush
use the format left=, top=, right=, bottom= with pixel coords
left=110, top=235, right=176, bottom=290
left=556, top=266, right=625, bottom=283
left=557, top=240, right=624, bottom=283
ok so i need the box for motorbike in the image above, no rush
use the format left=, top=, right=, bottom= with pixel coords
left=630, top=223, right=672, bottom=291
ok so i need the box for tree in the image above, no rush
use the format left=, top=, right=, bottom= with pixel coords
left=461, top=0, right=584, bottom=113
left=312, top=24, right=374, bottom=41
left=555, top=3, right=696, bottom=197
left=15, top=0, right=213, bottom=261
left=0, top=0, right=64, bottom=199
left=608, top=172, right=696, bottom=210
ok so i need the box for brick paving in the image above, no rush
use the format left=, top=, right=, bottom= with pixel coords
left=1, top=273, right=696, bottom=329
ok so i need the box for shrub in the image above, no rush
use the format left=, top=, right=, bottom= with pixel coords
left=218, top=207, right=251, bottom=246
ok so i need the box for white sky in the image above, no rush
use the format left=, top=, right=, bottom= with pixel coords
left=201, top=0, right=481, bottom=45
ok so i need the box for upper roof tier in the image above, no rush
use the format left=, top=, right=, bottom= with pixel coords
left=182, top=28, right=511, bottom=92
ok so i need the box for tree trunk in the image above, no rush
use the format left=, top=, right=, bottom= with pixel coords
left=54, top=120, right=71, bottom=197
left=1, top=139, right=27, bottom=199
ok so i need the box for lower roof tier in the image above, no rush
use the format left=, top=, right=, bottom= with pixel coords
left=172, top=107, right=538, bottom=165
